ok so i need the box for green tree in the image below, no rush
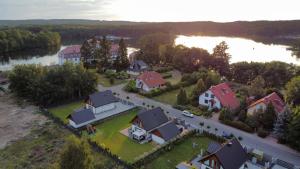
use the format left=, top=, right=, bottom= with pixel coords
left=211, top=41, right=231, bottom=76
left=190, top=79, right=206, bottom=102
left=59, top=136, right=94, bottom=169
left=177, top=88, right=188, bottom=105
left=219, top=108, right=232, bottom=121
left=99, top=36, right=111, bottom=69
left=261, top=103, right=277, bottom=130
left=249, top=75, right=266, bottom=98
left=114, top=38, right=129, bottom=72
left=285, top=76, right=300, bottom=105
left=205, top=70, right=221, bottom=88
left=287, top=107, right=300, bottom=151
left=80, top=40, right=92, bottom=63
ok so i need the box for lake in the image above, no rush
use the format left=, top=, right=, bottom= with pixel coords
left=0, top=45, right=138, bottom=71
left=175, top=35, right=300, bottom=65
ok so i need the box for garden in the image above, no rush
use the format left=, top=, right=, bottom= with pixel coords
left=82, top=109, right=155, bottom=163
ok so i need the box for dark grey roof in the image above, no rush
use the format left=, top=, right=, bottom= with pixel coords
left=89, top=90, right=118, bottom=107
left=69, top=108, right=95, bottom=125
left=207, top=141, right=222, bottom=154
left=137, top=107, right=169, bottom=131
left=214, top=138, right=248, bottom=169
left=129, top=60, right=148, bottom=72
left=155, top=121, right=180, bottom=141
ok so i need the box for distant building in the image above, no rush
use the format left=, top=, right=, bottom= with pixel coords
left=127, top=60, right=149, bottom=75
left=198, top=83, right=240, bottom=111
left=136, top=71, right=166, bottom=92
left=130, top=107, right=180, bottom=144
left=247, top=92, right=286, bottom=116
left=58, top=45, right=81, bottom=65
left=85, top=39, right=119, bottom=62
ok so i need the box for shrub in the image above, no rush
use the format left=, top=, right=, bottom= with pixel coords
left=173, top=104, right=187, bottom=111
left=222, top=120, right=254, bottom=133
left=257, top=128, right=269, bottom=138
left=162, top=73, right=172, bottom=79
left=154, top=66, right=173, bottom=73
left=105, top=69, right=116, bottom=78
left=124, top=80, right=138, bottom=93
left=109, top=77, right=115, bottom=84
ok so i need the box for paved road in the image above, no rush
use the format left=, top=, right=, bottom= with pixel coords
left=99, top=84, right=300, bottom=166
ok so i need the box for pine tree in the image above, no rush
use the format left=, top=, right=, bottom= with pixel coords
left=119, top=38, right=129, bottom=71
left=273, top=108, right=290, bottom=139
left=177, top=88, right=187, bottom=105
left=287, top=107, right=300, bottom=151
left=80, top=40, right=92, bottom=64
left=190, top=79, right=206, bottom=101
left=261, top=103, right=277, bottom=130
left=99, top=36, right=111, bottom=69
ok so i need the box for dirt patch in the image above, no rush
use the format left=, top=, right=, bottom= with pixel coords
left=0, top=94, right=47, bottom=149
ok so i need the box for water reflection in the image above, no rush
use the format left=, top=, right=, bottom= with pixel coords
left=175, top=35, right=300, bottom=65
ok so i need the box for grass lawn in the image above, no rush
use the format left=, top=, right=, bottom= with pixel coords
left=145, top=136, right=212, bottom=169
left=98, top=74, right=127, bottom=87
left=0, top=120, right=120, bottom=169
left=49, top=101, right=84, bottom=124
left=84, top=109, right=155, bottom=163
left=153, top=85, right=195, bottom=105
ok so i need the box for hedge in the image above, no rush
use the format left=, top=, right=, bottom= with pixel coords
left=222, top=120, right=254, bottom=133
left=257, top=128, right=270, bottom=138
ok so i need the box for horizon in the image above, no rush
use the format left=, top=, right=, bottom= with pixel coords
left=1, top=0, right=300, bottom=22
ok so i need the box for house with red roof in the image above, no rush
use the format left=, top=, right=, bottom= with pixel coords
left=198, top=83, right=240, bottom=111
left=136, top=71, right=166, bottom=92
left=247, top=92, right=286, bottom=116
left=58, top=45, right=81, bottom=65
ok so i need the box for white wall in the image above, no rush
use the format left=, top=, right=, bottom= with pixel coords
left=247, top=103, right=267, bottom=116
left=94, top=103, right=116, bottom=114
left=136, top=79, right=151, bottom=92
left=151, top=134, right=165, bottom=145
left=199, top=90, right=221, bottom=109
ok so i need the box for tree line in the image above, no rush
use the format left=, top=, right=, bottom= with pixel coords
left=8, top=63, right=98, bottom=106
left=0, top=29, right=61, bottom=54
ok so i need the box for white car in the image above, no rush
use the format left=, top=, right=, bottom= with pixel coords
left=182, top=110, right=194, bottom=118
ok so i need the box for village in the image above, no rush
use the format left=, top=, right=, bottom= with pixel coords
left=1, top=33, right=299, bottom=169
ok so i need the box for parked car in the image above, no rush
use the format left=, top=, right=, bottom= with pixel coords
left=182, top=110, right=194, bottom=118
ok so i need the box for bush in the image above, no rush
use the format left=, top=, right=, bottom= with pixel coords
left=257, top=128, right=269, bottom=138
left=162, top=72, right=172, bottom=79
left=104, top=69, right=116, bottom=78
left=124, top=80, right=138, bottom=93
left=222, top=120, right=254, bottom=133
left=173, top=104, right=187, bottom=111
left=154, top=66, right=173, bottom=73
left=109, top=77, right=115, bottom=84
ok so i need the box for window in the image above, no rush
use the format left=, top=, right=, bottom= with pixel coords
left=211, top=94, right=214, bottom=98
left=205, top=100, right=208, bottom=104
left=205, top=93, right=209, bottom=97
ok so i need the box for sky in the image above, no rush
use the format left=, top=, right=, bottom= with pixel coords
left=1, top=0, right=300, bottom=22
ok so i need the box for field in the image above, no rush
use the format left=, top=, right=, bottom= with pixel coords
left=153, top=85, right=195, bottom=105
left=98, top=74, right=127, bottom=87
left=84, top=109, right=155, bottom=163
left=0, top=120, right=121, bottom=169
left=49, top=101, right=84, bottom=123
left=145, top=136, right=212, bottom=169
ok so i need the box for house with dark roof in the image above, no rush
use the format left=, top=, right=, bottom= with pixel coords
left=68, top=90, right=134, bottom=128
left=127, top=60, right=149, bottom=75
left=130, top=107, right=181, bottom=144
left=136, top=71, right=166, bottom=92
left=247, top=92, right=286, bottom=116
left=198, top=83, right=240, bottom=111
left=58, top=45, right=81, bottom=65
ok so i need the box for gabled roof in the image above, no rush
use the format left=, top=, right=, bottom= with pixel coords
left=59, top=45, right=81, bottom=57
left=134, top=107, right=169, bottom=131
left=209, top=83, right=240, bottom=110
left=201, top=138, right=248, bottom=169
left=89, top=90, right=119, bottom=108
left=207, top=141, right=222, bottom=154
left=129, top=60, right=149, bottom=72
left=69, top=108, right=95, bottom=125
left=153, top=121, right=180, bottom=141
left=248, top=92, right=285, bottom=114
left=137, top=71, right=166, bottom=88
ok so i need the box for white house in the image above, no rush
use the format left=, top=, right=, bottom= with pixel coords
left=127, top=60, right=149, bottom=75
left=68, top=90, right=120, bottom=128
left=130, top=107, right=180, bottom=145
left=136, top=71, right=166, bottom=92
left=58, top=45, right=81, bottom=65
left=199, top=83, right=240, bottom=111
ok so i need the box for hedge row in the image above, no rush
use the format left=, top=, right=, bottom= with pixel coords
left=222, top=120, right=254, bottom=133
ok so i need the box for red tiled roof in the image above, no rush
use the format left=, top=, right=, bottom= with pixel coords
left=210, top=83, right=240, bottom=110
left=137, top=71, right=166, bottom=88
left=249, top=92, right=285, bottom=114
left=59, top=45, right=81, bottom=56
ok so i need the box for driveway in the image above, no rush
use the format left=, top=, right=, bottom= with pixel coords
left=99, top=84, right=300, bottom=166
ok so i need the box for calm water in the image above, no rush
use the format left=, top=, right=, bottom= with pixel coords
left=175, top=35, right=300, bottom=65
left=0, top=46, right=138, bottom=71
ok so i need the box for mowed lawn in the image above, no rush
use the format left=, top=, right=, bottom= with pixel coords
left=49, top=101, right=84, bottom=123
left=153, top=85, right=195, bottom=105
left=85, top=109, right=155, bottom=163
left=145, top=136, right=212, bottom=169
left=98, top=74, right=127, bottom=87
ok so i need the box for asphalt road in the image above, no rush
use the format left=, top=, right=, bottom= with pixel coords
left=99, top=84, right=300, bottom=166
